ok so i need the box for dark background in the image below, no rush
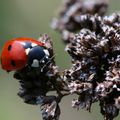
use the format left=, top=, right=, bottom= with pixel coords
left=0, top=0, right=120, bottom=120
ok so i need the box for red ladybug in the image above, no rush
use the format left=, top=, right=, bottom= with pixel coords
left=1, top=37, right=50, bottom=71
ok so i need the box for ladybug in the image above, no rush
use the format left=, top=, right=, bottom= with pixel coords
left=1, top=37, right=50, bottom=71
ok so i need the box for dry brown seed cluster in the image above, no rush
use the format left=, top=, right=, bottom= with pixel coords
left=51, top=0, right=108, bottom=42
left=62, top=13, right=120, bottom=120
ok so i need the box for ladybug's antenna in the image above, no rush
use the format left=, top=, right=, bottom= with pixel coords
left=41, top=54, right=56, bottom=72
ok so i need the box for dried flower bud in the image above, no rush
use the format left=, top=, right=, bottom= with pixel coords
left=68, top=80, right=93, bottom=94
left=96, top=81, right=114, bottom=97
left=40, top=96, right=60, bottom=120
left=72, top=91, right=95, bottom=111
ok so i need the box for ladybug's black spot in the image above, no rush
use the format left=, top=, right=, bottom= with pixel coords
left=11, top=60, right=16, bottom=66
left=8, top=45, right=12, bottom=51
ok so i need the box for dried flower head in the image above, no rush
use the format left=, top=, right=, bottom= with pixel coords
left=63, top=13, right=120, bottom=120
left=51, top=0, right=108, bottom=42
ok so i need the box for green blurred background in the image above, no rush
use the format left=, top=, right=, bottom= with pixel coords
left=0, top=0, right=120, bottom=120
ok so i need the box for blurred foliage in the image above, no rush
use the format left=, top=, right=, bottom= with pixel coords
left=0, top=0, right=120, bottom=120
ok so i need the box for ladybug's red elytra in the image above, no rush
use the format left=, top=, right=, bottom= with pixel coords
left=1, top=37, right=50, bottom=71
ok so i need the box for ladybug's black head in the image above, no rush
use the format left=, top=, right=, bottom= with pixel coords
left=26, top=46, right=50, bottom=68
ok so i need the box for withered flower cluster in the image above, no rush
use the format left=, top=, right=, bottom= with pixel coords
left=63, top=13, right=120, bottom=120
left=51, top=0, right=108, bottom=42
left=14, top=34, right=62, bottom=120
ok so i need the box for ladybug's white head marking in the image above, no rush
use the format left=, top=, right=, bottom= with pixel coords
left=31, top=43, right=37, bottom=47
left=31, top=59, right=39, bottom=67
left=43, top=49, right=50, bottom=56
left=25, top=48, right=31, bottom=55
